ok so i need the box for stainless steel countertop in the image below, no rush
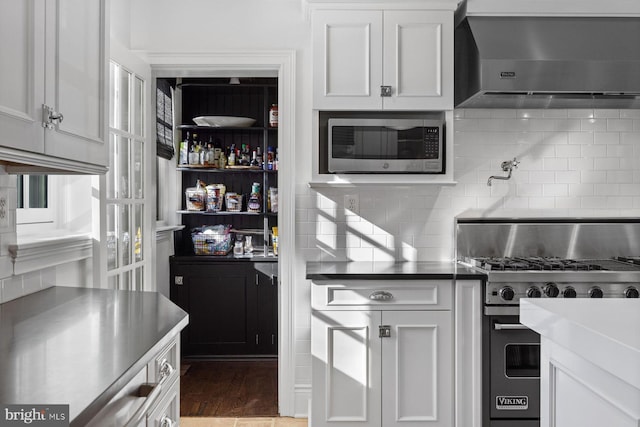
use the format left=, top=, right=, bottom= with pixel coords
left=0, top=286, right=189, bottom=426
left=306, top=261, right=485, bottom=280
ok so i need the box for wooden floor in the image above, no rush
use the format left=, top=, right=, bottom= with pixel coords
left=180, top=417, right=307, bottom=427
left=180, top=360, right=279, bottom=417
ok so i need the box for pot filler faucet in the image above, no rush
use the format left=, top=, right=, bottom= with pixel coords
left=487, top=158, right=519, bottom=186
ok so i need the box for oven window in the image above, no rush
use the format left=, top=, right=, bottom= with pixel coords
left=505, top=344, right=540, bottom=378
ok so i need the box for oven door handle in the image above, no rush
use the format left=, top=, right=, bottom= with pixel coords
left=494, top=322, right=529, bottom=330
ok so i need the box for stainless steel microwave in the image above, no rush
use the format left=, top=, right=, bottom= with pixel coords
left=328, top=118, right=444, bottom=173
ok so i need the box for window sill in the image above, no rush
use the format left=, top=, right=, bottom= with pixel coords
left=156, top=224, right=184, bottom=243
left=9, top=232, right=93, bottom=276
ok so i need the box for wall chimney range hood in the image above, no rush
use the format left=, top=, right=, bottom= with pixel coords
left=454, top=16, right=640, bottom=108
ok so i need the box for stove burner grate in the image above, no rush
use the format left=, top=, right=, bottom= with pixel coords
left=475, top=256, right=606, bottom=271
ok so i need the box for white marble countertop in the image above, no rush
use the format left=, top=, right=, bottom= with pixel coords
left=520, top=298, right=640, bottom=390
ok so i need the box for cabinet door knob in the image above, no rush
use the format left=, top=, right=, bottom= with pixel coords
left=369, top=290, right=394, bottom=301
left=380, top=86, right=392, bottom=97
left=160, top=416, right=175, bottom=427
left=159, top=359, right=175, bottom=380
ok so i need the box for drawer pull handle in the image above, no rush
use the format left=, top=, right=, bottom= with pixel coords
left=159, top=359, right=175, bottom=380
left=369, top=291, right=394, bottom=301
left=124, top=382, right=163, bottom=427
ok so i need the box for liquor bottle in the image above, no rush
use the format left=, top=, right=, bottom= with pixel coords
left=256, top=146, right=263, bottom=168
left=247, top=182, right=262, bottom=213
left=250, top=150, right=259, bottom=167
left=179, top=132, right=190, bottom=164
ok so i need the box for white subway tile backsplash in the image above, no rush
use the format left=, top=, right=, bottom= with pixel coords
left=580, top=196, right=610, bottom=209
left=543, top=184, right=569, bottom=197
left=555, top=196, right=582, bottom=209
left=516, top=184, right=543, bottom=197
left=568, top=132, right=594, bottom=145
left=568, top=158, right=594, bottom=171
left=543, top=158, right=568, bottom=171
left=594, top=132, right=620, bottom=145
left=594, top=158, right=621, bottom=170
left=581, top=171, right=607, bottom=183
left=528, top=197, right=556, bottom=209
left=543, top=109, right=569, bottom=119
left=461, top=109, right=492, bottom=119
left=607, top=119, right=635, bottom=132
left=620, top=110, right=640, bottom=119
left=619, top=184, right=640, bottom=196
left=593, top=110, right=620, bottom=119
left=594, top=183, right=620, bottom=196
left=529, top=171, right=556, bottom=183
left=568, top=184, right=594, bottom=197
left=555, top=145, right=581, bottom=157
left=607, top=171, right=634, bottom=183
left=555, top=171, right=581, bottom=184
left=581, top=118, right=608, bottom=132
left=606, top=145, right=634, bottom=158
left=567, top=109, right=594, bottom=119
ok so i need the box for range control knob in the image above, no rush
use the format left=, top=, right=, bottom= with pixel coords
left=624, top=287, right=640, bottom=298
left=588, top=287, right=604, bottom=298
left=562, top=286, right=577, bottom=298
left=499, top=286, right=515, bottom=301
left=527, top=287, right=542, bottom=298
left=543, top=283, right=560, bottom=298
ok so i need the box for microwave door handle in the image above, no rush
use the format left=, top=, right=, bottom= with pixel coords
left=494, top=323, right=529, bottom=330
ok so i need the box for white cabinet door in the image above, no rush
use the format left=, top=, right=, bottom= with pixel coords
left=44, top=0, right=108, bottom=167
left=0, top=0, right=45, bottom=154
left=382, top=311, right=453, bottom=427
left=312, top=310, right=382, bottom=427
left=312, top=9, right=453, bottom=110
left=313, top=10, right=384, bottom=110
left=382, top=11, right=453, bottom=110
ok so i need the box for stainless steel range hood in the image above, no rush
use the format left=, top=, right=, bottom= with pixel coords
left=455, top=16, right=640, bottom=108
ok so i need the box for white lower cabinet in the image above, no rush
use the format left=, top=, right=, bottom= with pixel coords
left=311, top=280, right=453, bottom=427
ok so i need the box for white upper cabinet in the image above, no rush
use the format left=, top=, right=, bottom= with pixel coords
left=312, top=8, right=453, bottom=110
left=0, top=0, right=108, bottom=174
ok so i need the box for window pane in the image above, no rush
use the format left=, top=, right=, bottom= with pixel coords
left=107, top=134, right=116, bottom=199
left=120, top=204, right=131, bottom=266
left=106, top=204, right=118, bottom=270
left=133, top=139, right=143, bottom=199
left=117, top=68, right=131, bottom=132
left=17, top=176, right=24, bottom=209
left=135, top=77, right=144, bottom=137
left=134, top=204, right=143, bottom=262
left=28, top=176, right=47, bottom=208
left=109, top=62, right=116, bottom=128
left=118, top=136, right=131, bottom=199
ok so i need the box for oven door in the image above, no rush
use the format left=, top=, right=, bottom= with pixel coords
left=489, top=315, right=541, bottom=423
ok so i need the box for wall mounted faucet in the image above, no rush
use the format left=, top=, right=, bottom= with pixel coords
left=487, top=158, right=520, bottom=186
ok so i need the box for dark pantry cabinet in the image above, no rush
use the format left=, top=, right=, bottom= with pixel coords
left=170, top=258, right=278, bottom=357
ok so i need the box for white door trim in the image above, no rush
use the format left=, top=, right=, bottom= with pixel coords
left=147, top=50, right=297, bottom=417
